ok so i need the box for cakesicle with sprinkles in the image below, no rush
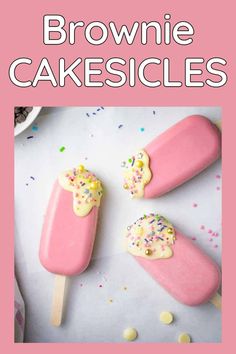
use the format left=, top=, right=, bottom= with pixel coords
left=122, top=115, right=221, bottom=198
left=39, top=165, right=103, bottom=326
left=125, top=213, right=221, bottom=308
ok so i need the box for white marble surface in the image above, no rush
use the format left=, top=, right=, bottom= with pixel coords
left=14, top=107, right=222, bottom=342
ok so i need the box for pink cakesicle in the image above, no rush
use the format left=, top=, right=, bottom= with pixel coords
left=40, top=182, right=99, bottom=276
left=122, top=115, right=221, bottom=198
left=39, top=165, right=103, bottom=326
left=125, top=213, right=221, bottom=308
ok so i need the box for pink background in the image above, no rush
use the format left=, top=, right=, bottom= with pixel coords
left=0, top=0, right=235, bottom=352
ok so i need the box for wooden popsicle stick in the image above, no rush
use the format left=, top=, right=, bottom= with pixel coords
left=215, top=119, right=222, bottom=131
left=51, top=275, right=67, bottom=326
left=210, top=292, right=221, bottom=310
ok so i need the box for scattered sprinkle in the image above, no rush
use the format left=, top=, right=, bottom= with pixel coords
left=118, top=124, right=123, bottom=129
left=139, top=127, right=145, bottom=132
left=86, top=107, right=104, bottom=118
left=27, top=135, right=34, bottom=139
left=99, top=284, right=103, bottom=288
left=30, top=176, right=35, bottom=180
left=123, top=286, right=128, bottom=291
left=191, top=237, right=196, bottom=241
left=153, top=110, right=156, bottom=115
left=80, top=283, right=83, bottom=287
left=26, top=183, right=29, bottom=186
left=192, top=203, right=198, bottom=208
left=59, top=146, right=65, bottom=152
left=216, top=174, right=221, bottom=179
left=32, top=125, right=38, bottom=131
left=123, top=328, right=138, bottom=341
left=108, top=299, right=113, bottom=303
left=216, top=186, right=220, bottom=191
left=200, top=226, right=221, bottom=248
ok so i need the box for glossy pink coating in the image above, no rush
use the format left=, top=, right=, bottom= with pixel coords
left=39, top=181, right=98, bottom=276
left=135, top=230, right=221, bottom=306
left=144, top=115, right=221, bottom=198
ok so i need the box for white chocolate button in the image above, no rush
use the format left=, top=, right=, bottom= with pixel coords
left=159, top=311, right=174, bottom=324
left=123, top=327, right=138, bottom=341
left=178, top=332, right=191, bottom=343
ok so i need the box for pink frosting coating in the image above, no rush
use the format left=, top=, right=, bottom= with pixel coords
left=39, top=181, right=98, bottom=276
left=144, top=115, right=221, bottom=198
left=135, top=230, right=221, bottom=306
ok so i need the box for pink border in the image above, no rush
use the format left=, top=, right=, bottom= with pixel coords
left=1, top=0, right=235, bottom=352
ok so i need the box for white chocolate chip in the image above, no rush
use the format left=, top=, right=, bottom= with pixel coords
left=123, top=327, right=138, bottom=341
left=178, top=332, right=191, bottom=343
left=159, top=311, right=174, bottom=325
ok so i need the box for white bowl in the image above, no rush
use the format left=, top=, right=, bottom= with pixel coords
left=14, top=107, right=42, bottom=137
